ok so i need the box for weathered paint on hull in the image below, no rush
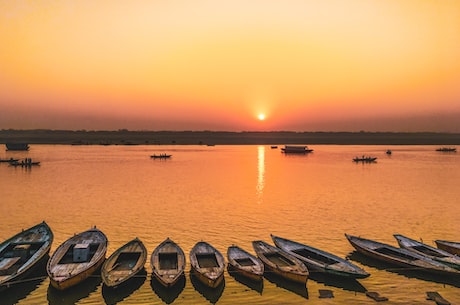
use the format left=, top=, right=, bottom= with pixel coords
left=191, top=267, right=224, bottom=288
left=228, top=264, right=263, bottom=282
left=50, top=257, right=105, bottom=290
left=154, top=273, right=183, bottom=288
left=264, top=264, right=307, bottom=284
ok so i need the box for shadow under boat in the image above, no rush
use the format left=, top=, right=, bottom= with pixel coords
left=150, top=274, right=186, bottom=304
left=102, top=268, right=147, bottom=305
left=263, top=271, right=309, bottom=299
left=47, top=274, right=101, bottom=305
left=348, top=251, right=460, bottom=288
left=190, top=272, right=225, bottom=304
left=227, top=266, right=264, bottom=294
left=308, top=271, right=367, bottom=293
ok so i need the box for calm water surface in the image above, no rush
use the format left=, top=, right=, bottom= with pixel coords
left=1, top=145, right=459, bottom=304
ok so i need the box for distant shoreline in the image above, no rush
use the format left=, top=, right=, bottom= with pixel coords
left=1, top=129, right=460, bottom=145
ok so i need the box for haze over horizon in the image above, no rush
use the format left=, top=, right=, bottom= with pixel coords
left=1, top=1, right=460, bottom=132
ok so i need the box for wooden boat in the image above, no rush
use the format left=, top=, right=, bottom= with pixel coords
left=101, top=238, right=147, bottom=288
left=434, top=240, right=460, bottom=256
left=227, top=245, right=264, bottom=281
left=345, top=234, right=460, bottom=275
left=252, top=240, right=308, bottom=284
left=151, top=238, right=186, bottom=287
left=0, top=221, right=53, bottom=291
left=5, top=143, right=29, bottom=151
left=189, top=241, right=225, bottom=288
left=47, top=226, right=108, bottom=290
left=271, top=234, right=369, bottom=279
left=353, top=156, right=377, bottom=163
left=436, top=147, right=456, bottom=152
left=281, top=145, right=313, bottom=154
left=151, top=154, right=172, bottom=159
left=0, top=158, right=18, bottom=163
left=394, top=234, right=460, bottom=270
left=9, top=159, right=40, bottom=167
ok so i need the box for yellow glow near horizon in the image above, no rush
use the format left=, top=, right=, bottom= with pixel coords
left=1, top=0, right=460, bottom=131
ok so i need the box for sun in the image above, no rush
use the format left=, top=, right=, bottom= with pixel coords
left=258, top=113, right=266, bottom=121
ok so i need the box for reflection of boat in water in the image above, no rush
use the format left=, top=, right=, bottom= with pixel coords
left=0, top=221, right=53, bottom=291
left=5, top=143, right=29, bottom=151
left=151, top=154, right=172, bottom=159
left=394, top=234, right=460, bottom=270
left=271, top=234, right=369, bottom=279
left=227, top=245, right=264, bottom=282
left=353, top=156, right=377, bottom=163
left=434, top=240, right=460, bottom=256
left=47, top=227, right=108, bottom=290
left=436, top=147, right=456, bottom=152
left=281, top=145, right=313, bottom=154
left=101, top=238, right=147, bottom=288
left=345, top=234, right=460, bottom=276
left=252, top=240, right=308, bottom=284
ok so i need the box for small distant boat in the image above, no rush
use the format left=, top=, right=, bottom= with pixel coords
left=434, top=240, right=460, bottom=256
left=271, top=234, right=369, bottom=279
left=252, top=240, right=308, bottom=284
left=151, top=238, right=186, bottom=287
left=0, top=222, right=53, bottom=291
left=345, top=234, right=460, bottom=276
left=386, top=150, right=392, bottom=155
left=0, top=158, right=19, bottom=163
left=189, top=241, right=225, bottom=288
left=101, top=238, right=147, bottom=288
left=47, top=227, right=108, bottom=290
left=9, top=159, right=40, bottom=167
left=151, top=154, right=172, bottom=159
left=5, top=143, right=29, bottom=151
left=270, top=146, right=278, bottom=149
left=436, top=147, right=456, bottom=152
left=227, top=245, right=264, bottom=281
left=394, top=234, right=460, bottom=270
left=281, top=145, right=313, bottom=154
left=353, top=156, right=377, bottom=163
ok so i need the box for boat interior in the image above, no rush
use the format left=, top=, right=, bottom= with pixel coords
left=196, top=253, right=219, bottom=268
left=159, top=252, right=178, bottom=270
left=113, top=252, right=141, bottom=270
left=412, top=245, right=448, bottom=258
left=374, top=247, right=418, bottom=261
left=234, top=258, right=255, bottom=266
left=58, top=243, right=99, bottom=264
left=292, top=248, right=337, bottom=264
left=265, top=253, right=295, bottom=266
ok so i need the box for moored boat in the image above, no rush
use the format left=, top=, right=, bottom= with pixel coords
left=101, top=238, right=147, bottom=288
left=436, top=147, right=456, bottom=152
left=345, top=234, right=460, bottom=276
left=252, top=240, right=308, bottom=284
left=434, top=240, right=460, bottom=256
left=0, top=221, right=53, bottom=291
left=394, top=234, right=460, bottom=270
left=0, top=158, right=19, bottom=163
left=5, top=143, right=29, bottom=151
left=189, top=241, right=225, bottom=288
left=227, top=245, right=264, bottom=281
left=281, top=145, right=313, bottom=154
left=271, top=234, right=369, bottom=279
left=151, top=238, right=186, bottom=287
left=47, top=226, right=108, bottom=290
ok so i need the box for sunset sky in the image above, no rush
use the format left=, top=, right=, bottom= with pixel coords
left=1, top=0, right=459, bottom=132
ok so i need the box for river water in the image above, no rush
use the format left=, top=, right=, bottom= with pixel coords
left=1, top=144, right=459, bottom=304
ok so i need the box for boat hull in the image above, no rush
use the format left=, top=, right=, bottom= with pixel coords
left=151, top=238, right=185, bottom=288
left=227, top=246, right=264, bottom=282
left=189, top=242, right=225, bottom=289
left=435, top=240, right=460, bottom=256
left=0, top=222, right=53, bottom=291
left=47, top=227, right=108, bottom=291
left=102, top=238, right=147, bottom=288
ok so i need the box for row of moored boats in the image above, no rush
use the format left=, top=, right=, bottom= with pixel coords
left=1, top=222, right=459, bottom=292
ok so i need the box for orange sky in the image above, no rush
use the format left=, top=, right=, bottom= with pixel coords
left=1, top=0, right=460, bottom=131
